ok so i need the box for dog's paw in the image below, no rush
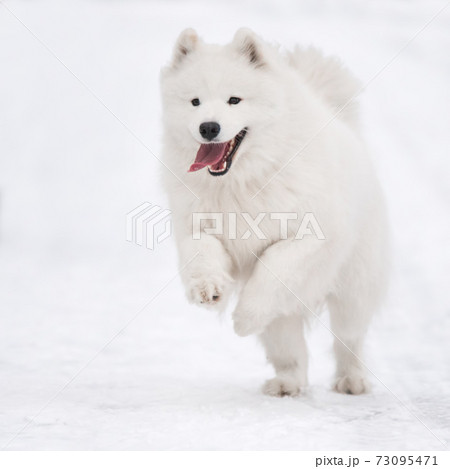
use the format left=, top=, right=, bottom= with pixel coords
left=262, top=377, right=301, bottom=397
left=186, top=273, right=230, bottom=308
left=334, top=375, right=370, bottom=395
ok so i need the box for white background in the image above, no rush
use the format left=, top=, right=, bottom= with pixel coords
left=0, top=0, right=449, bottom=450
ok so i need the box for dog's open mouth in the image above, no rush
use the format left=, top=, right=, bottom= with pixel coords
left=188, top=129, right=247, bottom=176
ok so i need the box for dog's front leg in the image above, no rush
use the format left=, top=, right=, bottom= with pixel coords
left=233, top=237, right=338, bottom=336
left=179, top=235, right=234, bottom=310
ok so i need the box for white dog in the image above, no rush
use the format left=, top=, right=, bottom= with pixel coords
left=160, top=29, right=389, bottom=396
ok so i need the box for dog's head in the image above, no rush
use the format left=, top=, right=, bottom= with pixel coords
left=160, top=29, right=284, bottom=177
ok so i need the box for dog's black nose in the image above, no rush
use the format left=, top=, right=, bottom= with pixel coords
left=199, top=122, right=220, bottom=141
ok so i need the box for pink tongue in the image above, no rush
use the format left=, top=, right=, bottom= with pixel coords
left=189, top=142, right=228, bottom=172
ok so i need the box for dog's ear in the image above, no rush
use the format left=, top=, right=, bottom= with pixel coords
left=232, top=28, right=265, bottom=68
left=171, top=28, right=200, bottom=66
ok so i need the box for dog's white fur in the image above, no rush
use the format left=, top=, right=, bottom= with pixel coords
left=160, top=29, right=389, bottom=396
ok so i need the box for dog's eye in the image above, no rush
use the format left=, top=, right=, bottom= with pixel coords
left=228, top=97, right=241, bottom=105
left=191, top=98, right=200, bottom=107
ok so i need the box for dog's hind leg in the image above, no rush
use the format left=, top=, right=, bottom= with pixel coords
left=328, top=291, right=372, bottom=395
left=259, top=315, right=308, bottom=397
left=328, top=213, right=388, bottom=395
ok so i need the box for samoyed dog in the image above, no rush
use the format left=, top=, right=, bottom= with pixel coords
left=160, top=29, right=389, bottom=396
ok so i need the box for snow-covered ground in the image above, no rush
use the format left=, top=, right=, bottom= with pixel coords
left=0, top=0, right=449, bottom=450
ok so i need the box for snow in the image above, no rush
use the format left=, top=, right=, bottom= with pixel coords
left=1, top=0, right=449, bottom=450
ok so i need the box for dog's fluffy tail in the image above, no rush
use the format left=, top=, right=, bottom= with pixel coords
left=287, top=46, right=361, bottom=128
